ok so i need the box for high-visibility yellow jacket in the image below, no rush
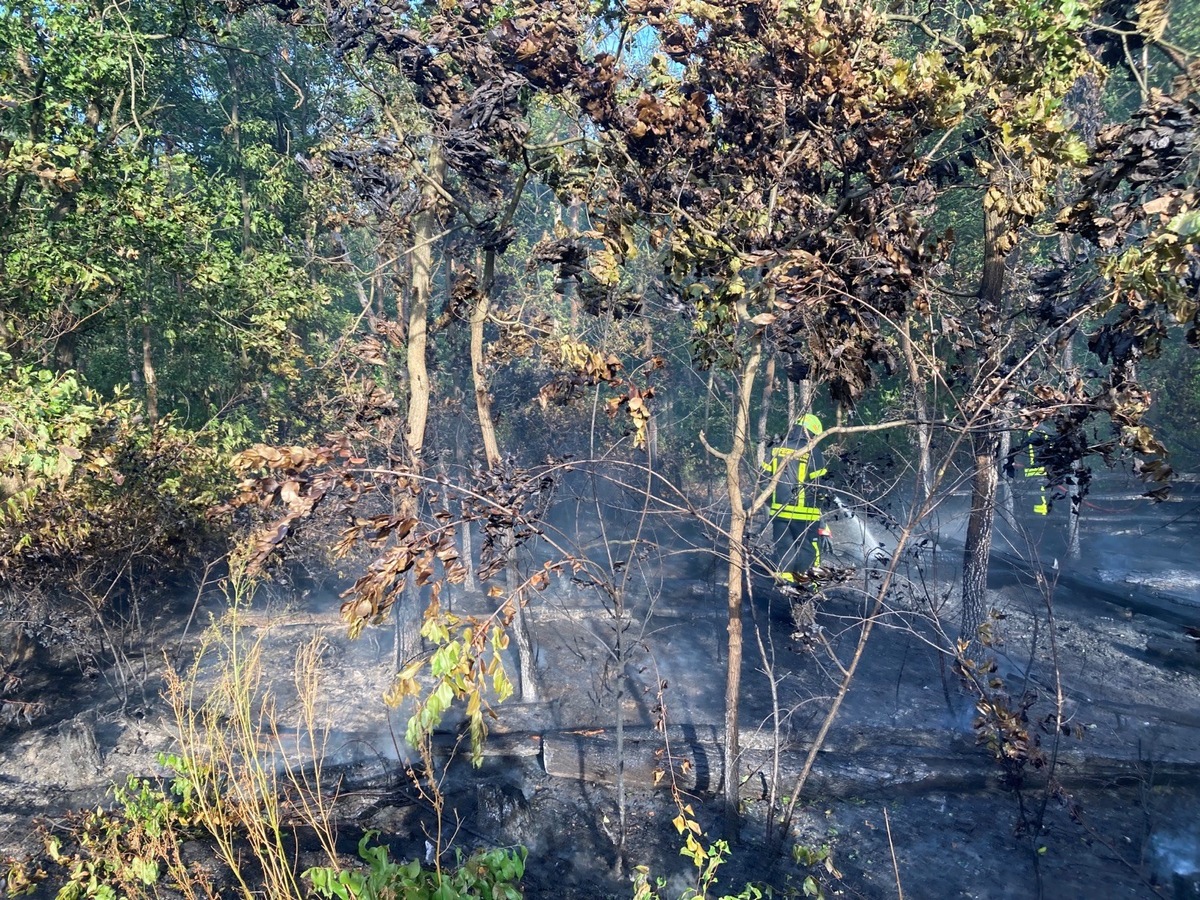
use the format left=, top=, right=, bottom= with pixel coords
left=1023, top=434, right=1045, bottom=478
left=764, top=436, right=827, bottom=522
left=1023, top=432, right=1049, bottom=515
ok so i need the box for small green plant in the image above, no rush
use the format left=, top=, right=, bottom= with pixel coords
left=790, top=843, right=841, bottom=899
left=155, top=752, right=205, bottom=819
left=631, top=857, right=768, bottom=900
left=3, top=856, right=43, bottom=897
left=304, top=831, right=526, bottom=900
left=39, top=774, right=207, bottom=900
left=629, top=803, right=769, bottom=900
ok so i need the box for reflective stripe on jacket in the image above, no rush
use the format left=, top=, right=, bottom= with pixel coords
left=1023, top=433, right=1048, bottom=514
left=764, top=442, right=825, bottom=521
left=1024, top=437, right=1045, bottom=478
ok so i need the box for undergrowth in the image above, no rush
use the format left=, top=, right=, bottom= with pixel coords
left=304, top=832, right=526, bottom=900
left=16, top=572, right=528, bottom=900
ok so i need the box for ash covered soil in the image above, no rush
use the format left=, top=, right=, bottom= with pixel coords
left=2, top=487, right=1199, bottom=899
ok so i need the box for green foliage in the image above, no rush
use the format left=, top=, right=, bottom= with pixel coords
left=2, top=856, right=41, bottom=897
left=39, top=775, right=197, bottom=900
left=304, top=832, right=527, bottom=900
left=631, top=844, right=769, bottom=900
left=789, top=843, right=842, bottom=899
left=1, top=0, right=341, bottom=440
left=384, top=590, right=527, bottom=765
left=628, top=803, right=773, bottom=900
left=227, top=434, right=558, bottom=765
left=1142, top=339, right=1200, bottom=469
left=0, top=362, right=229, bottom=600
left=153, top=752, right=216, bottom=832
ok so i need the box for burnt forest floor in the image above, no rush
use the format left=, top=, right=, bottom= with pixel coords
left=1, top=490, right=1199, bottom=899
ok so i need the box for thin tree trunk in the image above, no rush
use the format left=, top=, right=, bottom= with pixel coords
left=797, top=379, right=812, bottom=415
left=462, top=519, right=477, bottom=590
left=457, top=433, right=478, bottom=591
left=755, top=353, right=777, bottom=470
left=1062, top=335, right=1083, bottom=559
left=900, top=319, right=933, bottom=508
left=471, top=276, right=501, bottom=467
left=1066, top=468, right=1083, bottom=558
left=717, top=336, right=762, bottom=833
left=141, top=300, right=158, bottom=425
left=376, top=248, right=389, bottom=319
left=125, top=298, right=141, bottom=389
left=392, top=143, right=445, bottom=670
left=644, top=322, right=658, bottom=466
left=962, top=429, right=999, bottom=640
left=406, top=143, right=443, bottom=460
left=704, top=369, right=716, bottom=504
left=997, top=428, right=1014, bottom=522
left=567, top=201, right=581, bottom=331
left=332, top=232, right=370, bottom=311
left=225, top=54, right=251, bottom=256
left=505, top=538, right=539, bottom=702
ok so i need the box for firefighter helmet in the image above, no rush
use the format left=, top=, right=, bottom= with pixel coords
left=799, top=413, right=824, bottom=435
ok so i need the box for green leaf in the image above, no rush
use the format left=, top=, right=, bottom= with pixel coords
left=1167, top=209, right=1200, bottom=238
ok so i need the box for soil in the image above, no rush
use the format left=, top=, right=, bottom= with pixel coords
left=1, top=485, right=1198, bottom=900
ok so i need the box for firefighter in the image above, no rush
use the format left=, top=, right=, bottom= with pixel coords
left=1024, top=432, right=1049, bottom=516
left=764, top=413, right=828, bottom=583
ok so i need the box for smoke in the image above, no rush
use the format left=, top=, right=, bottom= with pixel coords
left=1151, top=829, right=1200, bottom=899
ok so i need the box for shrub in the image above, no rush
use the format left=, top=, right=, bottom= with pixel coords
left=304, top=832, right=527, bottom=900
left=0, top=362, right=230, bottom=663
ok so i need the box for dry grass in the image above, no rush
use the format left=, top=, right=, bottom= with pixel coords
left=163, top=575, right=344, bottom=900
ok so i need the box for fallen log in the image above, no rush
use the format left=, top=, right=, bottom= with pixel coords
left=539, top=725, right=1200, bottom=799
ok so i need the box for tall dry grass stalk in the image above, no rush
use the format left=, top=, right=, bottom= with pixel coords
left=164, top=576, right=343, bottom=900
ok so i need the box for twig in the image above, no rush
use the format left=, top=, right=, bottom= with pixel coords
left=884, top=806, right=905, bottom=900
left=178, top=556, right=223, bottom=657
left=698, top=429, right=729, bottom=461
left=884, top=14, right=967, bottom=53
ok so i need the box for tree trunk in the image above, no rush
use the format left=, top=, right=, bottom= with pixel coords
left=567, top=201, right=581, bottom=332
left=471, top=273, right=501, bottom=468
left=376, top=247, right=389, bottom=319
left=457, top=434, right=478, bottom=591
left=961, top=196, right=1009, bottom=642
left=462, top=519, right=477, bottom=590
left=755, top=353, right=777, bottom=470
left=720, top=335, right=762, bottom=834
left=406, top=142, right=444, bottom=460
left=505, top=536, right=539, bottom=703
left=900, top=319, right=933, bottom=509
left=997, top=429, right=1014, bottom=523
left=125, top=301, right=141, bottom=389
left=1062, top=338, right=1083, bottom=559
left=391, top=143, right=445, bottom=672
left=644, top=322, right=658, bottom=467
left=141, top=303, right=158, bottom=425
left=796, top=378, right=812, bottom=416
left=962, top=428, right=1000, bottom=641
left=478, top=266, right=539, bottom=701
left=225, top=54, right=252, bottom=256
left=704, top=369, right=716, bottom=504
